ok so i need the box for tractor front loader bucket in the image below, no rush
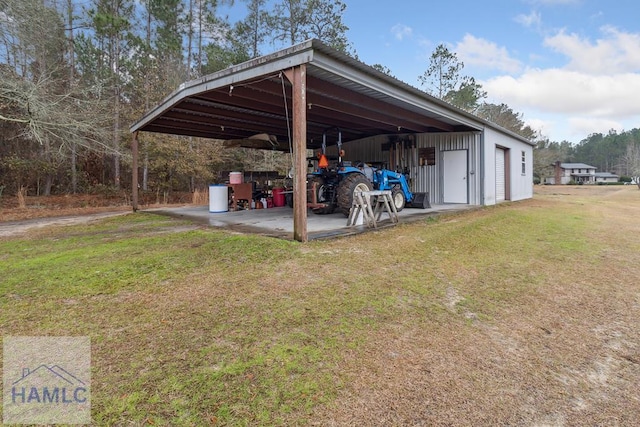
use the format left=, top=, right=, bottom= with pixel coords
left=408, top=192, right=431, bottom=209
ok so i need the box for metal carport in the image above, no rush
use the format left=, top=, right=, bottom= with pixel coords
left=130, top=38, right=485, bottom=242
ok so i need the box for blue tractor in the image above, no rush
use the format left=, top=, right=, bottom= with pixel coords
left=307, top=128, right=430, bottom=216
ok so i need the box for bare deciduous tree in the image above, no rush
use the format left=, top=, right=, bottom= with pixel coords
left=0, top=68, right=112, bottom=152
left=1, top=0, right=112, bottom=195
left=622, top=142, right=640, bottom=189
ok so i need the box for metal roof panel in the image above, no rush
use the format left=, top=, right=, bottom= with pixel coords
left=131, top=39, right=535, bottom=147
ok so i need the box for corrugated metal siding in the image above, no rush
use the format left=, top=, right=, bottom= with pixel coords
left=335, top=132, right=481, bottom=205
left=337, top=135, right=389, bottom=163
left=415, top=133, right=480, bottom=205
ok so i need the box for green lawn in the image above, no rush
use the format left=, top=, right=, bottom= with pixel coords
left=2, top=186, right=639, bottom=425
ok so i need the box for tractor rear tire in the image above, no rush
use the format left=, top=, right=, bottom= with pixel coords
left=391, top=186, right=406, bottom=212
left=308, top=176, right=334, bottom=214
left=337, top=173, right=373, bottom=216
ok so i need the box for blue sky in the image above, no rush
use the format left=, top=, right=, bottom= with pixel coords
left=338, top=0, right=640, bottom=143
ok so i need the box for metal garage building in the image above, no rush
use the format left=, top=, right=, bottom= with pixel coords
left=130, top=38, right=535, bottom=242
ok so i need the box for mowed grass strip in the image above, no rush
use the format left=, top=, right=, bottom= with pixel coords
left=1, top=187, right=636, bottom=425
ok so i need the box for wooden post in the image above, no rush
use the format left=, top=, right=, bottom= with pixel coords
left=132, top=131, right=139, bottom=212
left=290, top=65, right=308, bottom=242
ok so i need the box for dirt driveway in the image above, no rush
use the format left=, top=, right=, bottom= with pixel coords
left=0, top=211, right=131, bottom=237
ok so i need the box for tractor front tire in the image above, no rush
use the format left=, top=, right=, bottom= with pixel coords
left=391, top=186, right=406, bottom=212
left=308, top=176, right=334, bottom=214
left=337, top=173, right=373, bottom=216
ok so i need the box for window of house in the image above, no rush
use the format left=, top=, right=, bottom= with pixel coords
left=521, top=151, right=526, bottom=175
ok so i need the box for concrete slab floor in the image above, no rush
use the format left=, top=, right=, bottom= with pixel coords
left=144, top=203, right=476, bottom=241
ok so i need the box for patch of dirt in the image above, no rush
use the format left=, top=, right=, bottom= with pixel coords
left=1, top=194, right=128, bottom=221
left=0, top=192, right=203, bottom=237
left=0, top=192, right=201, bottom=221
left=0, top=211, right=132, bottom=237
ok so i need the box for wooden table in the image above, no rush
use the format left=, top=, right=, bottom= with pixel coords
left=228, top=183, right=253, bottom=210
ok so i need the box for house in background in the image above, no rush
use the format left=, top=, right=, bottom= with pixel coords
left=594, top=172, right=620, bottom=183
left=546, top=162, right=597, bottom=185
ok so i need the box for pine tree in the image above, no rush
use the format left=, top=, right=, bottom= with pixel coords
left=87, top=0, right=137, bottom=188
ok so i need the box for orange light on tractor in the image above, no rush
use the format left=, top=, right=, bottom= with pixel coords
left=318, top=154, right=329, bottom=169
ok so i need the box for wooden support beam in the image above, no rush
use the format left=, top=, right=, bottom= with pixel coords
left=132, top=131, right=139, bottom=212
left=288, top=65, right=308, bottom=242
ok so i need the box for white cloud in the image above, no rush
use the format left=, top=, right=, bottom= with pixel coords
left=523, top=117, right=550, bottom=136
left=391, top=24, right=412, bottom=41
left=567, top=116, right=625, bottom=138
left=455, top=34, right=522, bottom=74
left=526, top=0, right=579, bottom=4
left=478, top=25, right=640, bottom=142
left=514, top=11, right=542, bottom=29
left=482, top=69, right=640, bottom=141
left=526, top=114, right=624, bottom=142
left=483, top=69, right=640, bottom=117
left=544, top=26, right=640, bottom=74
left=590, top=11, right=604, bottom=21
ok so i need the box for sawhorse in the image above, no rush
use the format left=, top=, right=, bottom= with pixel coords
left=347, top=190, right=399, bottom=228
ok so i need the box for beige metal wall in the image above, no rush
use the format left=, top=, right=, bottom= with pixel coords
left=333, top=132, right=482, bottom=205
left=326, top=134, right=389, bottom=164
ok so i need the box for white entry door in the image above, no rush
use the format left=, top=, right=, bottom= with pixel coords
left=443, top=150, right=468, bottom=203
left=496, top=147, right=506, bottom=202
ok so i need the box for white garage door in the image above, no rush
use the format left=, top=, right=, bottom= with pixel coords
left=496, top=147, right=506, bottom=202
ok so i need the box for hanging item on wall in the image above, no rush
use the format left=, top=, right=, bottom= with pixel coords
left=419, top=147, right=436, bottom=166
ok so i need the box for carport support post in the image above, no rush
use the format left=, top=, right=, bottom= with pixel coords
left=287, top=65, right=308, bottom=242
left=132, top=131, right=139, bottom=212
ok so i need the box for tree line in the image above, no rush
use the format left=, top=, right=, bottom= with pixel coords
left=0, top=0, right=350, bottom=200
left=534, top=129, right=640, bottom=184
left=1, top=0, right=638, bottom=202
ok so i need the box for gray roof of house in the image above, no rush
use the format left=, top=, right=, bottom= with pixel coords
left=561, top=163, right=596, bottom=169
left=594, top=172, right=619, bottom=177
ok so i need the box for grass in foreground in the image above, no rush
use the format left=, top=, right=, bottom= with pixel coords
left=1, top=186, right=638, bottom=425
